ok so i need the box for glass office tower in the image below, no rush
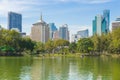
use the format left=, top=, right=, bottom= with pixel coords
left=103, top=9, right=110, bottom=33
left=8, top=12, right=22, bottom=32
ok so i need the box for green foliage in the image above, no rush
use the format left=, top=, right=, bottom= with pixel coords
left=0, top=28, right=35, bottom=55
left=77, top=38, right=94, bottom=53
left=34, top=42, right=45, bottom=54
left=54, top=39, right=69, bottom=54
left=45, top=40, right=55, bottom=53
left=92, top=34, right=111, bottom=53
left=0, top=27, right=120, bottom=56
left=109, top=28, right=120, bottom=53
left=69, top=42, right=77, bottom=53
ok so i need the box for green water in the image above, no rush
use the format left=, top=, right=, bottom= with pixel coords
left=0, top=56, right=120, bottom=80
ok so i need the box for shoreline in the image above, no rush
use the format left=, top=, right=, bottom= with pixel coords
left=0, top=53, right=120, bottom=58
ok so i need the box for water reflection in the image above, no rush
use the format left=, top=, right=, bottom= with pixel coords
left=0, top=57, right=120, bottom=80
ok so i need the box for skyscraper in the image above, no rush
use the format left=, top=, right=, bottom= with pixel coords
left=49, top=23, right=57, bottom=40
left=103, top=9, right=110, bottom=33
left=92, top=17, right=97, bottom=35
left=31, top=14, right=49, bottom=43
left=92, top=9, right=110, bottom=35
left=96, top=15, right=102, bottom=35
left=8, top=12, right=22, bottom=32
left=59, top=24, right=69, bottom=41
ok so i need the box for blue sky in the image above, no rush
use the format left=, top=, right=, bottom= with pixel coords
left=0, top=0, right=120, bottom=36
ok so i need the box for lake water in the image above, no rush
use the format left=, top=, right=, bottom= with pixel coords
left=0, top=56, right=120, bottom=80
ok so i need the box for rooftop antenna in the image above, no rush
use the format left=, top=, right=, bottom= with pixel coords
left=40, top=12, right=43, bottom=22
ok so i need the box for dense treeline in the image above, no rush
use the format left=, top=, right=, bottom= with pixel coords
left=0, top=27, right=120, bottom=56
left=0, top=28, right=35, bottom=56
left=76, top=27, right=120, bottom=54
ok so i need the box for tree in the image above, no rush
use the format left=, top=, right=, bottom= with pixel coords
left=77, top=38, right=94, bottom=53
left=69, top=42, right=77, bottom=53
left=54, top=39, right=69, bottom=54
left=34, top=42, right=45, bottom=55
left=45, top=40, right=55, bottom=54
left=18, top=37, right=35, bottom=54
left=109, top=28, right=120, bottom=54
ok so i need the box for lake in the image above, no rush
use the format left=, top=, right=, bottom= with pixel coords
left=0, top=56, right=120, bottom=80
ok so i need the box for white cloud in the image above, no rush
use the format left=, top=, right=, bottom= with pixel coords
left=0, top=0, right=112, bottom=16
left=59, top=0, right=112, bottom=3
left=0, top=0, right=39, bottom=16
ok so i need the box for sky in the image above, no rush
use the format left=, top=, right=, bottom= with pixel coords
left=0, top=0, right=120, bottom=37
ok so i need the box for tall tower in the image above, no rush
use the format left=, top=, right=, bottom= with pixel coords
left=59, top=24, right=69, bottom=41
left=31, top=14, right=49, bottom=43
left=93, top=16, right=97, bottom=35
left=92, top=9, right=110, bottom=35
left=49, top=23, right=57, bottom=40
left=92, top=15, right=102, bottom=35
left=103, top=9, right=110, bottom=33
left=96, top=15, right=102, bottom=35
left=40, top=12, right=43, bottom=22
left=8, top=12, right=22, bottom=32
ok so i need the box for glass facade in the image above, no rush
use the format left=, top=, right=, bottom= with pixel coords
left=8, top=12, right=22, bottom=32
left=92, top=9, right=110, bottom=35
left=77, top=29, right=88, bottom=38
left=93, top=16, right=97, bottom=35
left=102, top=18, right=107, bottom=33
left=49, top=23, right=57, bottom=40
left=59, top=24, right=69, bottom=41
left=103, top=10, right=110, bottom=33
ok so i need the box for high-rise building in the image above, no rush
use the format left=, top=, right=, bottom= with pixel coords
left=112, top=17, right=120, bottom=30
left=59, top=24, right=69, bottom=41
left=96, top=15, right=102, bottom=35
left=71, top=29, right=89, bottom=43
left=93, top=15, right=102, bottom=35
left=8, top=12, right=22, bottom=32
left=92, top=9, right=110, bottom=35
left=93, top=17, right=97, bottom=35
left=31, top=14, right=49, bottom=43
left=53, top=30, right=59, bottom=40
left=103, top=9, right=110, bottom=33
left=49, top=23, right=57, bottom=40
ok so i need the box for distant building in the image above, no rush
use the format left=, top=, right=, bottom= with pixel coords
left=31, top=14, right=49, bottom=43
left=20, top=32, right=26, bottom=37
left=59, top=24, right=69, bottom=41
left=112, top=17, right=120, bottom=30
left=116, top=17, right=120, bottom=21
left=77, top=29, right=89, bottom=38
left=93, top=9, right=110, bottom=35
left=71, top=34, right=78, bottom=43
left=0, top=25, right=2, bottom=30
left=93, top=17, right=97, bottom=35
left=8, top=12, right=22, bottom=32
left=49, top=23, right=57, bottom=40
left=53, top=30, right=59, bottom=40
left=71, top=29, right=89, bottom=43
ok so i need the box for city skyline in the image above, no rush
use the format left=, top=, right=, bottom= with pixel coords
left=0, top=0, right=120, bottom=36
